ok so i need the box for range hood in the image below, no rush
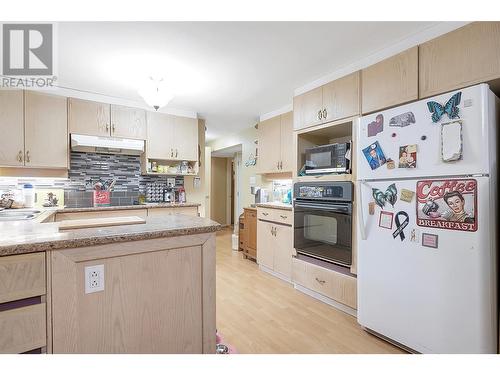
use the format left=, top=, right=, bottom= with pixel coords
left=70, top=134, right=145, bottom=155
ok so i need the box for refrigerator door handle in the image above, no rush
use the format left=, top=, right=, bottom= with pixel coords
left=358, top=182, right=367, bottom=240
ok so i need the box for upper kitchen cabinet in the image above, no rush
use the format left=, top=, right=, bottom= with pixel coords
left=0, top=90, right=24, bottom=167
left=69, top=99, right=147, bottom=140
left=24, top=91, right=68, bottom=168
left=146, top=112, right=199, bottom=162
left=361, top=46, right=418, bottom=114
left=419, top=22, right=500, bottom=98
left=68, top=98, right=110, bottom=137
left=257, top=111, right=293, bottom=174
left=293, top=72, right=360, bottom=130
left=110, top=104, right=147, bottom=140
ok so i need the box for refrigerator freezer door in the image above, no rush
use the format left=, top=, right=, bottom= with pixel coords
left=356, top=176, right=496, bottom=353
left=356, top=84, right=492, bottom=180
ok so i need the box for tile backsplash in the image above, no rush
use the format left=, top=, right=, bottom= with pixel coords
left=0, top=152, right=184, bottom=208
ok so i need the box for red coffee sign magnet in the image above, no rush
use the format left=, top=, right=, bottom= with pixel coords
left=416, top=179, right=477, bottom=232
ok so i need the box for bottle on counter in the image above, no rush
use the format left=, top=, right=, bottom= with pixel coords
left=23, top=183, right=35, bottom=208
left=178, top=187, right=186, bottom=204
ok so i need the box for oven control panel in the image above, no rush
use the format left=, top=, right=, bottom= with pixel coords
left=294, top=181, right=353, bottom=201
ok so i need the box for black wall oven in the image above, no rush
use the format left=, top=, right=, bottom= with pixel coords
left=294, top=181, right=353, bottom=267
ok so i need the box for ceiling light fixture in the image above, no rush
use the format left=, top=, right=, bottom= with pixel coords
left=138, top=77, right=174, bottom=111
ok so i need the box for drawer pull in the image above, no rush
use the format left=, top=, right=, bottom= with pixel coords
left=262, top=212, right=269, bottom=216
left=315, top=277, right=326, bottom=285
left=280, top=215, right=288, bottom=219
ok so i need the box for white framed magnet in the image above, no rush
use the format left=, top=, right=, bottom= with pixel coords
left=441, top=120, right=463, bottom=162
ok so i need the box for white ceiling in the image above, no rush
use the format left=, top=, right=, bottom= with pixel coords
left=55, top=22, right=455, bottom=140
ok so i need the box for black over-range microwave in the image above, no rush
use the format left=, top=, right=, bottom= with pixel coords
left=304, top=143, right=350, bottom=175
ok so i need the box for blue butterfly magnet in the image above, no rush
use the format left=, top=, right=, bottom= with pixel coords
left=426, top=92, right=462, bottom=123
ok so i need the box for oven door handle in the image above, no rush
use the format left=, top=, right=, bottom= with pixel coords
left=294, top=201, right=350, bottom=214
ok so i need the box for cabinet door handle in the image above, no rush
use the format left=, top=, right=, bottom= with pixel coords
left=280, top=161, right=283, bottom=169
left=171, top=148, right=173, bottom=157
left=106, top=123, right=109, bottom=131
left=176, top=149, right=178, bottom=158
left=25, top=151, right=30, bottom=163
left=323, top=108, right=327, bottom=119
left=315, top=277, right=326, bottom=285
left=318, top=110, right=322, bottom=120
left=17, top=150, right=23, bottom=163
left=112, top=123, right=116, bottom=132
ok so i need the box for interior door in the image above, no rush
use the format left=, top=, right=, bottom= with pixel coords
left=24, top=91, right=68, bottom=168
left=68, top=98, right=110, bottom=137
left=258, top=116, right=281, bottom=173
left=356, top=84, right=491, bottom=180
left=257, top=220, right=274, bottom=269
left=146, top=112, right=175, bottom=160
left=357, top=176, right=496, bottom=353
left=0, top=90, right=24, bottom=167
left=110, top=105, right=147, bottom=140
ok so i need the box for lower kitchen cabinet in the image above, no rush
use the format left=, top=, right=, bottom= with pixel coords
left=292, top=258, right=357, bottom=310
left=242, top=208, right=257, bottom=260
left=256, top=207, right=294, bottom=281
left=0, top=252, right=47, bottom=354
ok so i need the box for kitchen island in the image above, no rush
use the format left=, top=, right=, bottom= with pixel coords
left=0, top=212, right=220, bottom=354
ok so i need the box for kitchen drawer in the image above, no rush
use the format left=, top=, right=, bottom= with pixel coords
left=173, top=207, right=198, bottom=216
left=257, top=207, right=293, bottom=226
left=292, top=258, right=357, bottom=309
left=0, top=303, right=47, bottom=353
left=0, top=253, right=46, bottom=304
left=147, top=207, right=198, bottom=217
left=55, top=209, right=148, bottom=221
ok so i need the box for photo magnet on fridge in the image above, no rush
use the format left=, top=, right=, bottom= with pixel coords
left=398, top=144, right=417, bottom=168
left=367, top=114, right=384, bottom=137
left=416, top=179, right=477, bottom=232
left=362, top=141, right=387, bottom=170
left=422, top=233, right=439, bottom=249
left=379, top=211, right=394, bottom=229
left=400, top=189, right=415, bottom=203
left=389, top=111, right=415, bottom=127
left=386, top=159, right=395, bottom=169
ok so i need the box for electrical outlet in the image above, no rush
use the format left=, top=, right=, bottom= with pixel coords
left=84, top=264, right=105, bottom=294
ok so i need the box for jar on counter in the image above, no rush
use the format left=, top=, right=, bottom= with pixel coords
left=23, top=183, right=35, bottom=208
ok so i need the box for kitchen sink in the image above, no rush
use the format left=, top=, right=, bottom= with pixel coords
left=0, top=209, right=41, bottom=221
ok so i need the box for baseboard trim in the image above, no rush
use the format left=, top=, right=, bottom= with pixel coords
left=293, top=283, right=357, bottom=317
left=259, top=265, right=292, bottom=284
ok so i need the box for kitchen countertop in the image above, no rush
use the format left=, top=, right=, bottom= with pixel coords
left=255, top=202, right=293, bottom=211
left=0, top=214, right=220, bottom=257
left=50, top=202, right=200, bottom=213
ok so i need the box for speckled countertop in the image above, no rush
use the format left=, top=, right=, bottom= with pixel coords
left=0, top=214, right=220, bottom=257
left=58, top=202, right=200, bottom=213
left=255, top=202, right=293, bottom=211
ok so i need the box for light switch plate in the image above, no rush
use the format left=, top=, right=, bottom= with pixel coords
left=84, top=264, right=105, bottom=294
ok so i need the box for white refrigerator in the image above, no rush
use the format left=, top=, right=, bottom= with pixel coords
left=355, top=83, right=498, bottom=353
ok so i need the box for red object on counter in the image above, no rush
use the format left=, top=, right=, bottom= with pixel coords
left=93, top=190, right=110, bottom=207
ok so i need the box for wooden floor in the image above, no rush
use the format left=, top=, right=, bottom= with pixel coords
left=215, top=228, right=404, bottom=354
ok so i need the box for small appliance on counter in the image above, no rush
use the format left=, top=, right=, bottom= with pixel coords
left=304, top=142, right=351, bottom=175
left=251, top=186, right=268, bottom=205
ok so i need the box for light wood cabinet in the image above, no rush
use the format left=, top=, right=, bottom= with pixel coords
left=110, top=104, right=147, bottom=140
left=69, top=99, right=147, bottom=140
left=257, top=220, right=274, bottom=269
left=68, top=98, right=110, bottom=137
left=0, top=90, right=24, bottom=167
left=258, top=111, right=293, bottom=173
left=293, top=72, right=360, bottom=130
left=242, top=208, right=257, bottom=260
left=0, top=253, right=46, bottom=303
left=292, top=258, right=357, bottom=309
left=24, top=91, right=68, bottom=168
left=293, top=86, right=323, bottom=130
left=361, top=46, right=418, bottom=114
left=322, top=72, right=360, bottom=122
left=50, top=233, right=215, bottom=353
left=146, top=112, right=199, bottom=162
left=419, top=22, right=500, bottom=98
left=258, top=115, right=281, bottom=173
left=257, top=208, right=294, bottom=280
